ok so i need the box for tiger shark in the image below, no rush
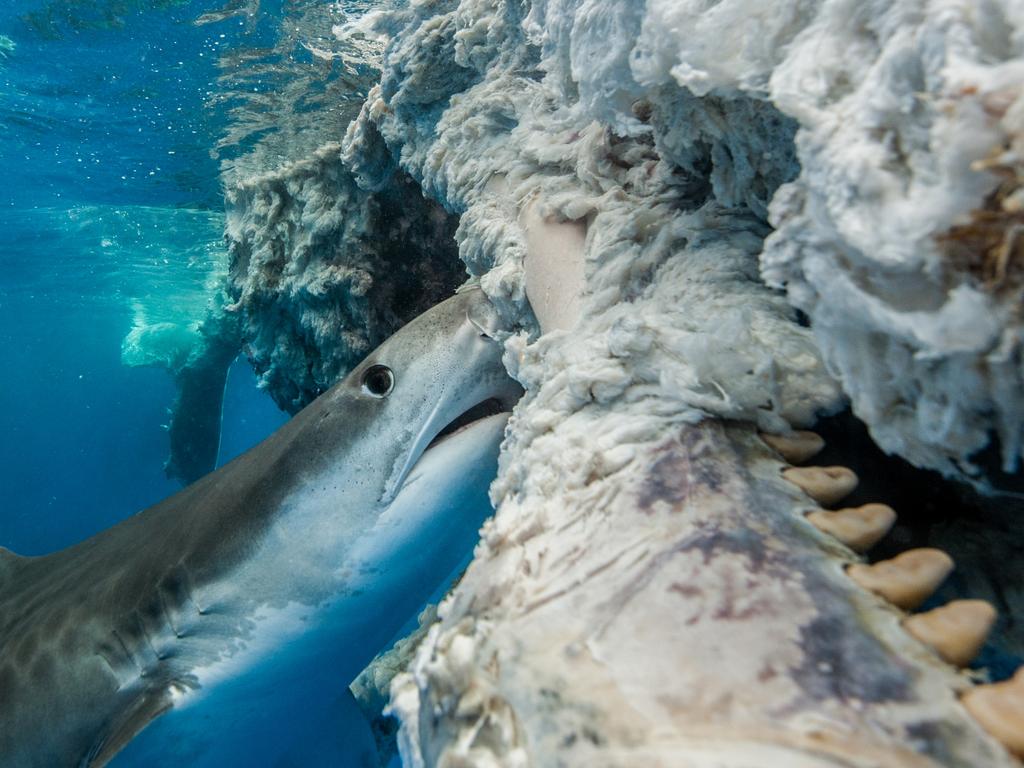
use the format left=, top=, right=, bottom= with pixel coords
left=0, top=287, right=522, bottom=767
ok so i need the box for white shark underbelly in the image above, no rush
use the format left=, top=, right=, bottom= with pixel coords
left=110, top=414, right=509, bottom=767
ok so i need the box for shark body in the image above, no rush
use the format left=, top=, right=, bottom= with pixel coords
left=0, top=288, right=521, bottom=767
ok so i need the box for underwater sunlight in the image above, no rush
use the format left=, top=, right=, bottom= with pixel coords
left=4, top=0, right=1024, bottom=766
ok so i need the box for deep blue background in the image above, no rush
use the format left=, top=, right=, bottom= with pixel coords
left=0, top=0, right=288, bottom=555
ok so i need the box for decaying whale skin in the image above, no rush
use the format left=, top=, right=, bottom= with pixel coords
left=0, top=287, right=522, bottom=767
left=394, top=417, right=1017, bottom=767
left=307, top=0, right=1024, bottom=762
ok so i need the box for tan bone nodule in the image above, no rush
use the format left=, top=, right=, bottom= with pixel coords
left=760, top=430, right=825, bottom=463
left=962, top=668, right=1024, bottom=757
left=806, top=503, right=896, bottom=552
left=904, top=600, right=997, bottom=666
left=847, top=548, right=954, bottom=610
left=782, top=466, right=859, bottom=506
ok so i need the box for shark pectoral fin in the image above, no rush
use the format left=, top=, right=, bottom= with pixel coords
left=274, top=689, right=379, bottom=768
left=83, top=689, right=173, bottom=768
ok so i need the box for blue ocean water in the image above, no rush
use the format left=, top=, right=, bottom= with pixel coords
left=0, top=0, right=290, bottom=552
left=0, top=3, right=412, bottom=764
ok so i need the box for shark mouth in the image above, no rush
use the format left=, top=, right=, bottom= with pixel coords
left=426, top=398, right=508, bottom=451
left=382, top=397, right=513, bottom=504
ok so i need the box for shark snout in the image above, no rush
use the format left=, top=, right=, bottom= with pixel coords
left=380, top=292, right=523, bottom=503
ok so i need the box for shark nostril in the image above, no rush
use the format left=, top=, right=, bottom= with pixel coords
left=362, top=365, right=395, bottom=398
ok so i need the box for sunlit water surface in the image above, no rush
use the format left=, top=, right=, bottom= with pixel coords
left=0, top=0, right=371, bottom=550
left=0, top=2, right=406, bottom=764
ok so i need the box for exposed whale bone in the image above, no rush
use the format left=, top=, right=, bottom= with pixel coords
left=519, top=194, right=587, bottom=333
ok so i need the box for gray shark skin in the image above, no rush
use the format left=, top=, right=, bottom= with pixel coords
left=0, top=287, right=522, bottom=768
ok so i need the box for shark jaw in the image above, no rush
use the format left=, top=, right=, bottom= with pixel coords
left=111, top=413, right=511, bottom=768
left=384, top=396, right=512, bottom=505
left=0, top=288, right=523, bottom=768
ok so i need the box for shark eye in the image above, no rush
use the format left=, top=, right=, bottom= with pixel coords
left=361, top=364, right=395, bottom=398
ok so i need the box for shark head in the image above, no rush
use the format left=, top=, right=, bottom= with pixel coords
left=0, top=288, right=524, bottom=768
left=282, top=286, right=523, bottom=522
